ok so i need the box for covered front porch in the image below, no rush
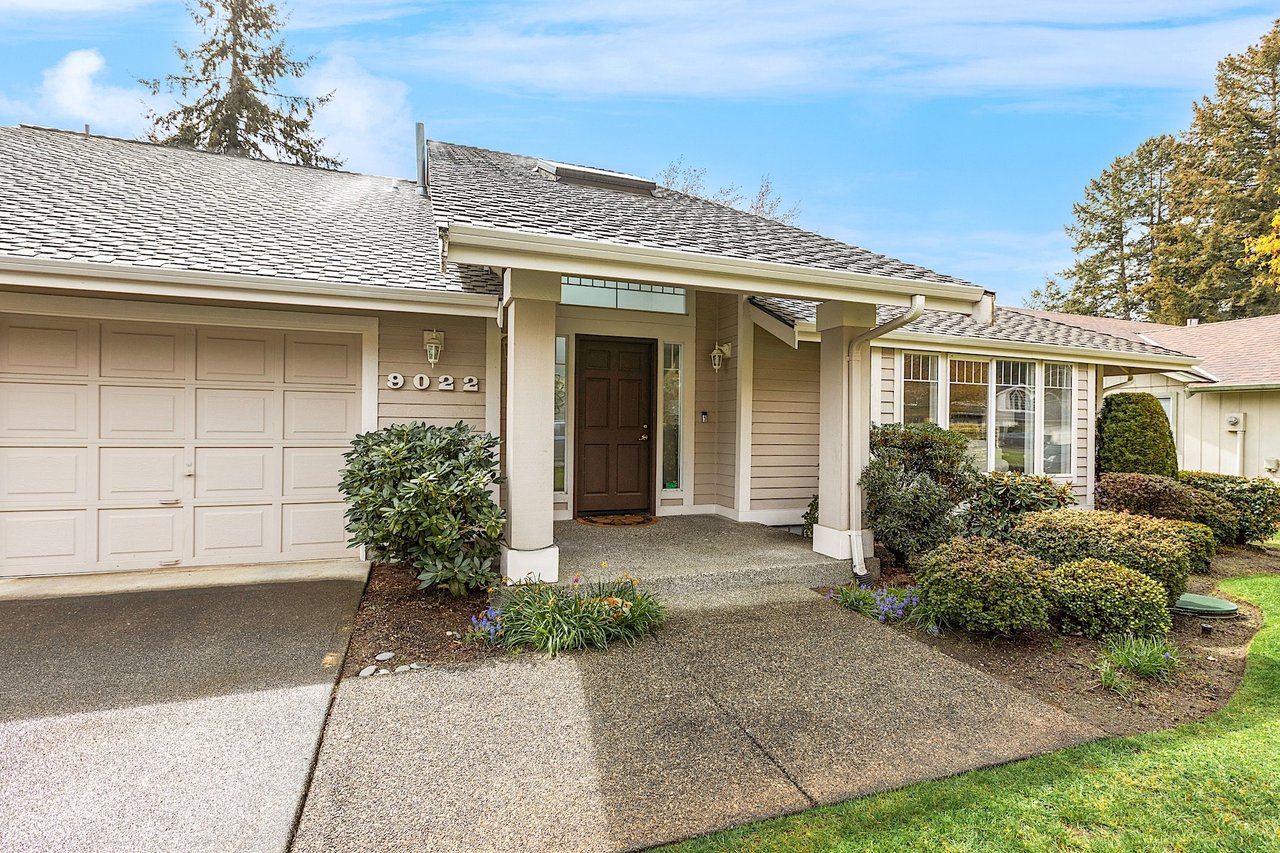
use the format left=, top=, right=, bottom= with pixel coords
left=554, top=515, right=853, bottom=599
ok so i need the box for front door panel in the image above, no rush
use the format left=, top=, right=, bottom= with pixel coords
left=574, top=336, right=655, bottom=515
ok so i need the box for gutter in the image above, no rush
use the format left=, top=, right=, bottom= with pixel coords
left=1187, top=381, right=1280, bottom=395
left=844, top=294, right=927, bottom=576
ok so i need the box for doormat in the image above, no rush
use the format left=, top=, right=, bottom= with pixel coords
left=574, top=514, right=657, bottom=528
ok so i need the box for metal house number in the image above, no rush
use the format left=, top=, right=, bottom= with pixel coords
left=385, top=373, right=480, bottom=391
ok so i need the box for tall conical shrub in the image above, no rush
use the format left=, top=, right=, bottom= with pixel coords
left=1096, top=392, right=1178, bottom=477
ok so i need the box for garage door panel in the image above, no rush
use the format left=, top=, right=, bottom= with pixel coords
left=99, top=448, right=183, bottom=500
left=0, top=382, right=88, bottom=438
left=282, top=503, right=351, bottom=553
left=98, top=508, right=183, bottom=562
left=100, top=386, right=186, bottom=439
left=1, top=510, right=88, bottom=567
left=285, top=333, right=360, bottom=385
left=197, top=329, right=283, bottom=382
left=284, top=391, right=358, bottom=439
left=0, top=316, right=94, bottom=376
left=194, top=505, right=280, bottom=560
left=283, top=447, right=346, bottom=496
left=195, top=447, right=280, bottom=498
left=0, top=447, right=88, bottom=504
left=101, top=323, right=191, bottom=379
left=196, top=389, right=280, bottom=440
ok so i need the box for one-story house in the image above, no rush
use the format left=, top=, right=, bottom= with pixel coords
left=1033, top=310, right=1280, bottom=481
left=0, top=125, right=1198, bottom=581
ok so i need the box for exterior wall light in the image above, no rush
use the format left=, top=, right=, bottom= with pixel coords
left=710, top=342, right=732, bottom=373
left=423, top=330, right=445, bottom=367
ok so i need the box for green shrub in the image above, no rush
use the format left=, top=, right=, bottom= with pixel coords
left=1178, top=471, right=1280, bottom=544
left=1047, top=559, right=1171, bottom=639
left=1160, top=519, right=1217, bottom=574
left=340, top=422, right=505, bottom=596
left=802, top=494, right=819, bottom=539
left=961, top=471, right=1076, bottom=539
left=860, top=423, right=980, bottom=563
left=1096, top=392, right=1178, bottom=477
left=913, top=537, right=1051, bottom=635
left=1096, top=472, right=1240, bottom=545
left=1011, top=509, right=1190, bottom=601
left=473, top=576, right=664, bottom=657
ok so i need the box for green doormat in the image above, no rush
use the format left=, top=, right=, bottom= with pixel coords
left=1172, top=592, right=1239, bottom=619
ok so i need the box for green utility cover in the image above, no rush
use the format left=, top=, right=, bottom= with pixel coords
left=1172, top=593, right=1239, bottom=618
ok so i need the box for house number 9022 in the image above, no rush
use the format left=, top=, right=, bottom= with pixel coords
left=386, top=373, right=480, bottom=392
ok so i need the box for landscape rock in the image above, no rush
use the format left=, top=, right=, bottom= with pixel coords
left=357, top=666, right=377, bottom=678
left=394, top=665, right=410, bottom=673
left=374, top=652, right=395, bottom=662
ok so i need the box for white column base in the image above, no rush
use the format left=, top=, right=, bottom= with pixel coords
left=501, top=544, right=560, bottom=584
left=812, top=524, right=853, bottom=560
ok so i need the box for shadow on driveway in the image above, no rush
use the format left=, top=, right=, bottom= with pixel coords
left=0, top=579, right=362, bottom=853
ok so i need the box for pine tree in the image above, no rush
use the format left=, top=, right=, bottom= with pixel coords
left=1144, top=20, right=1280, bottom=322
left=1029, top=135, right=1175, bottom=319
left=141, top=0, right=339, bottom=168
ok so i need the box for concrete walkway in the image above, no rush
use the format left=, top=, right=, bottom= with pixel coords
left=294, top=586, right=1101, bottom=852
left=0, top=579, right=362, bottom=853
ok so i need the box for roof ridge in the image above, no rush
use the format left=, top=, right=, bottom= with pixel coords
left=7, top=123, right=409, bottom=182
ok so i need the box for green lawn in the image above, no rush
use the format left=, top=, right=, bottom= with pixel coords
left=661, top=575, right=1280, bottom=852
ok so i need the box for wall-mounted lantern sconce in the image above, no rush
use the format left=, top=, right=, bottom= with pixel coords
left=710, top=342, right=732, bottom=373
left=423, top=330, right=445, bottom=367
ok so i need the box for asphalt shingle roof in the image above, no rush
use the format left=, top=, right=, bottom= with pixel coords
left=1139, top=314, right=1280, bottom=386
left=750, top=296, right=1192, bottom=359
left=427, top=141, right=979, bottom=288
left=0, top=125, right=500, bottom=295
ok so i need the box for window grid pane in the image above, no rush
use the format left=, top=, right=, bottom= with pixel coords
left=995, top=360, right=1035, bottom=474
left=902, top=352, right=939, bottom=424
left=662, top=342, right=682, bottom=490
left=561, top=276, right=687, bottom=314
left=1043, top=362, right=1073, bottom=474
left=948, top=359, right=989, bottom=468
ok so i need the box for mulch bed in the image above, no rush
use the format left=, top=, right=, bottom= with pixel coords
left=340, top=563, right=501, bottom=678
left=851, top=546, right=1278, bottom=737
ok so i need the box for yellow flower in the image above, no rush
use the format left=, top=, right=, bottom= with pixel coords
left=601, top=560, right=609, bottom=569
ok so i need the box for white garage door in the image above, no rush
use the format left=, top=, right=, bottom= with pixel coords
left=0, top=313, right=364, bottom=575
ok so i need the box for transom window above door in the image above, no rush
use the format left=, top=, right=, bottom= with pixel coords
left=561, top=276, right=687, bottom=314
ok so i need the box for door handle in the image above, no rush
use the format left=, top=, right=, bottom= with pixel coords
left=159, top=498, right=181, bottom=505
left=639, top=434, right=649, bottom=441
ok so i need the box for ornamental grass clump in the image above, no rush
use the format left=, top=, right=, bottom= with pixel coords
left=1011, top=509, right=1192, bottom=601
left=1047, top=559, right=1171, bottom=639
left=912, top=537, right=1052, bottom=635
left=1095, top=634, right=1181, bottom=696
left=470, top=575, right=664, bottom=657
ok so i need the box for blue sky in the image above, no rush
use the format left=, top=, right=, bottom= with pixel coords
left=0, top=1, right=1275, bottom=303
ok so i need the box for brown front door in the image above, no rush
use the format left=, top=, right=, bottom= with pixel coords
left=574, top=335, right=656, bottom=515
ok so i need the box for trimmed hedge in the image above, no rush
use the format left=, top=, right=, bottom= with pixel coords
left=913, top=537, right=1051, bottom=635
left=961, top=471, right=1077, bottom=539
left=1010, top=509, right=1190, bottom=601
left=1096, top=392, right=1178, bottom=477
left=1161, top=518, right=1217, bottom=574
left=1178, top=471, right=1280, bottom=544
left=1096, top=472, right=1240, bottom=545
left=1047, top=558, right=1171, bottom=639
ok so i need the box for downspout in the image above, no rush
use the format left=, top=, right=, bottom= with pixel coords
left=844, top=294, right=926, bottom=573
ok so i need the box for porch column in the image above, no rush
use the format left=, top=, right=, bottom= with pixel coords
left=501, top=269, right=560, bottom=582
left=814, top=301, right=876, bottom=566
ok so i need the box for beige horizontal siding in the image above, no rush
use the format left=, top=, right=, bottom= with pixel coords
left=751, top=333, right=819, bottom=510
left=695, top=291, right=739, bottom=508
left=376, top=313, right=487, bottom=431
left=878, top=346, right=896, bottom=423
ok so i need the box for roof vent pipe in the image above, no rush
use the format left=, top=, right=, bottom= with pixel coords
left=415, top=122, right=427, bottom=197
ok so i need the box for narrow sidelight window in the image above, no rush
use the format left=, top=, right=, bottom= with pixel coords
left=1043, top=362, right=1074, bottom=475
left=662, top=342, right=682, bottom=489
left=995, top=360, right=1035, bottom=474
left=553, top=335, right=567, bottom=491
left=949, top=359, right=989, bottom=469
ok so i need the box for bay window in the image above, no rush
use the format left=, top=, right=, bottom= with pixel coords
left=900, top=351, right=1075, bottom=477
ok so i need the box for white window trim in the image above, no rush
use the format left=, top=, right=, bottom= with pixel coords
left=892, top=349, right=1076, bottom=480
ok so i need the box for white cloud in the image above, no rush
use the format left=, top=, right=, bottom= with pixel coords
left=366, top=1, right=1274, bottom=100
left=308, top=55, right=413, bottom=176
left=36, top=49, right=154, bottom=136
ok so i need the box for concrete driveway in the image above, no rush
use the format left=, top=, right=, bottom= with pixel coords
left=294, top=585, right=1101, bottom=852
left=0, top=578, right=363, bottom=853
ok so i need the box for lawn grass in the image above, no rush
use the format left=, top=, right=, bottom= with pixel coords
left=660, top=575, right=1280, bottom=852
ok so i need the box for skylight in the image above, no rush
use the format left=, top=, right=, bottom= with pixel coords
left=536, top=159, right=656, bottom=194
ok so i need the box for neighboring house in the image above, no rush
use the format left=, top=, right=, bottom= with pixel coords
left=0, top=125, right=1197, bottom=582
left=1038, top=309, right=1280, bottom=481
